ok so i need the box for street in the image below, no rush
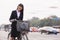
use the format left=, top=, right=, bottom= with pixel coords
left=28, top=32, right=60, bottom=40
left=0, top=31, right=60, bottom=40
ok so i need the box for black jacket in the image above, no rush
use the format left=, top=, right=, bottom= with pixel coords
left=9, top=10, right=23, bottom=27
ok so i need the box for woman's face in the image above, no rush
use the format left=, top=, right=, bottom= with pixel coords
left=17, top=6, right=23, bottom=12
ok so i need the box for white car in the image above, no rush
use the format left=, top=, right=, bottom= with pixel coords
left=38, top=27, right=60, bottom=34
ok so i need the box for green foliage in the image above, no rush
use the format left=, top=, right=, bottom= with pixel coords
left=28, top=15, right=60, bottom=27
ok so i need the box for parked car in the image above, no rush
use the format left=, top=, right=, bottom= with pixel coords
left=38, top=27, right=60, bottom=35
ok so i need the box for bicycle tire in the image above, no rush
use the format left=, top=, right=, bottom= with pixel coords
left=21, top=34, right=28, bottom=40
left=18, top=33, right=28, bottom=40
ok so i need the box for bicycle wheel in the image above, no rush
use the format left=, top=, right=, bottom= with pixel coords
left=7, top=32, right=11, bottom=40
left=8, top=32, right=17, bottom=40
left=21, top=34, right=28, bottom=40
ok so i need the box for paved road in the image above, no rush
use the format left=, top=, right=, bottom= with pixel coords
left=28, top=32, right=60, bottom=40
left=0, top=31, right=60, bottom=40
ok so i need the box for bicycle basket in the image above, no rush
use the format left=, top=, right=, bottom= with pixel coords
left=16, top=21, right=30, bottom=32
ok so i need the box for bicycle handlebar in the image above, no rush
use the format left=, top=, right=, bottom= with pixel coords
left=10, top=19, right=23, bottom=22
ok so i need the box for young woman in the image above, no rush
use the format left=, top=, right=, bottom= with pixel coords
left=9, top=3, right=24, bottom=40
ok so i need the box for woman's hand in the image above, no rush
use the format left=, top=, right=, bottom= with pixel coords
left=10, top=19, right=17, bottom=22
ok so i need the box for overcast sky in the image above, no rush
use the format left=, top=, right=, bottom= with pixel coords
left=0, top=0, right=60, bottom=24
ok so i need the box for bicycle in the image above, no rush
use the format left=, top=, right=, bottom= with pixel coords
left=8, top=19, right=29, bottom=40
left=8, top=31, right=29, bottom=40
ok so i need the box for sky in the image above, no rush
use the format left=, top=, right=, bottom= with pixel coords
left=0, top=0, right=60, bottom=24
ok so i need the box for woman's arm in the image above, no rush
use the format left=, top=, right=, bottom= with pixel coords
left=9, top=11, right=15, bottom=22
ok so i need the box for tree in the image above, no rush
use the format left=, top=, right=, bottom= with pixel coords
left=29, top=17, right=40, bottom=27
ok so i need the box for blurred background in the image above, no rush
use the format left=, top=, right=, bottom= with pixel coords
left=0, top=0, right=60, bottom=24
left=0, top=0, right=60, bottom=40
left=0, top=0, right=60, bottom=32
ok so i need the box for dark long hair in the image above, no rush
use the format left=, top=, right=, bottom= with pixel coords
left=18, top=3, right=24, bottom=14
left=18, top=3, right=24, bottom=20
